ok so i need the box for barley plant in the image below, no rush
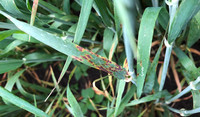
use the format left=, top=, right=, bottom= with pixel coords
left=0, top=0, right=200, bottom=116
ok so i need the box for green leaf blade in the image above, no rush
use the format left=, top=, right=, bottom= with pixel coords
left=187, top=11, right=200, bottom=47
left=67, top=86, right=84, bottom=117
left=168, top=0, right=200, bottom=43
left=137, top=7, right=162, bottom=98
left=0, top=86, right=49, bottom=117
left=0, top=10, right=127, bottom=80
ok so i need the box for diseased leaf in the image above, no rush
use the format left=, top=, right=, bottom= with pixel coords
left=0, top=10, right=128, bottom=80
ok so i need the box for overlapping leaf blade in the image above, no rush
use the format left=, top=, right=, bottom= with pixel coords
left=0, top=86, right=49, bottom=117
left=144, top=40, right=163, bottom=94
left=0, top=59, right=23, bottom=74
left=174, top=47, right=200, bottom=108
left=67, top=85, right=84, bottom=117
left=0, top=0, right=24, bottom=16
left=168, top=0, right=200, bottom=44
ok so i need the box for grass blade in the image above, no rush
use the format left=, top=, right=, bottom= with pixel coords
left=16, top=80, right=45, bottom=100
left=0, top=10, right=128, bottom=80
left=168, top=0, right=200, bottom=44
left=114, top=80, right=126, bottom=116
left=30, top=0, right=38, bottom=26
left=0, top=86, right=49, bottom=117
left=67, top=85, right=84, bottom=117
left=0, top=22, right=18, bottom=30
left=74, top=0, right=93, bottom=44
left=60, top=0, right=94, bottom=81
left=45, top=0, right=95, bottom=100
left=187, top=11, right=200, bottom=47
left=127, top=91, right=167, bottom=106
left=144, top=40, right=163, bottom=94
left=63, top=0, right=70, bottom=15
left=158, top=8, right=169, bottom=30
left=0, top=30, right=22, bottom=41
left=174, top=47, right=198, bottom=75
left=137, top=7, right=162, bottom=98
left=0, top=40, right=25, bottom=56
left=0, top=59, right=23, bottom=74
left=38, top=0, right=64, bottom=14
left=0, top=0, right=24, bottom=16
left=103, top=28, right=114, bottom=57
left=5, top=70, right=25, bottom=91
left=116, top=85, right=136, bottom=116
left=114, top=0, right=137, bottom=57
left=94, top=0, right=112, bottom=27
left=174, top=47, right=200, bottom=108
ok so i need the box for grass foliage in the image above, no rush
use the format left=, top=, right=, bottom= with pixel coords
left=0, top=0, right=200, bottom=116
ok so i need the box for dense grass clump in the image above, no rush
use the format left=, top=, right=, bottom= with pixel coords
left=0, top=0, right=200, bottom=116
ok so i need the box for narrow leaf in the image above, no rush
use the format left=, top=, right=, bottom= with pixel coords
left=144, top=40, right=163, bottom=94
left=127, top=91, right=167, bottom=106
left=0, top=86, right=49, bottom=117
left=0, top=0, right=24, bottom=16
left=114, top=80, right=126, bottom=116
left=137, top=7, right=162, bottom=98
left=5, top=70, right=24, bottom=91
left=0, top=11, right=128, bottom=80
left=168, top=0, right=200, bottom=43
left=67, top=85, right=84, bottom=117
left=0, top=40, right=25, bottom=56
left=0, top=30, right=22, bottom=41
left=94, top=0, right=112, bottom=26
left=0, top=59, right=23, bottom=74
left=187, top=11, right=200, bottom=47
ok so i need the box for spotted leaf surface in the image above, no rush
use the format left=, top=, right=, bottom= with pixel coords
left=0, top=11, right=128, bottom=80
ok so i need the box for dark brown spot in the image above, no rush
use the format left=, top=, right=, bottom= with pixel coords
left=85, top=54, right=93, bottom=59
left=88, top=60, right=95, bottom=66
left=97, top=66, right=108, bottom=73
left=140, top=61, right=142, bottom=66
left=81, top=55, right=88, bottom=60
left=71, top=56, right=83, bottom=61
left=76, top=45, right=85, bottom=52
left=137, top=73, right=139, bottom=77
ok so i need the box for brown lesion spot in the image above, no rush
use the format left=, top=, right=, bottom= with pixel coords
left=75, top=45, right=85, bottom=52
left=80, top=55, right=88, bottom=60
left=137, top=73, right=139, bottom=77
left=96, top=66, right=109, bottom=73
left=85, top=54, right=93, bottom=59
left=115, top=64, right=123, bottom=71
left=71, top=55, right=83, bottom=61
left=102, top=57, right=112, bottom=64
left=88, top=60, right=95, bottom=66
left=140, top=61, right=142, bottom=67
left=124, top=59, right=128, bottom=69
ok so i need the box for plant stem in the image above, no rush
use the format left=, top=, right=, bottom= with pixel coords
left=159, top=0, right=179, bottom=91
left=123, top=27, right=136, bottom=80
left=159, top=44, right=172, bottom=91
left=166, top=76, right=200, bottom=104
left=167, top=105, right=200, bottom=116
left=152, top=0, right=158, bottom=7
left=120, top=0, right=137, bottom=84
